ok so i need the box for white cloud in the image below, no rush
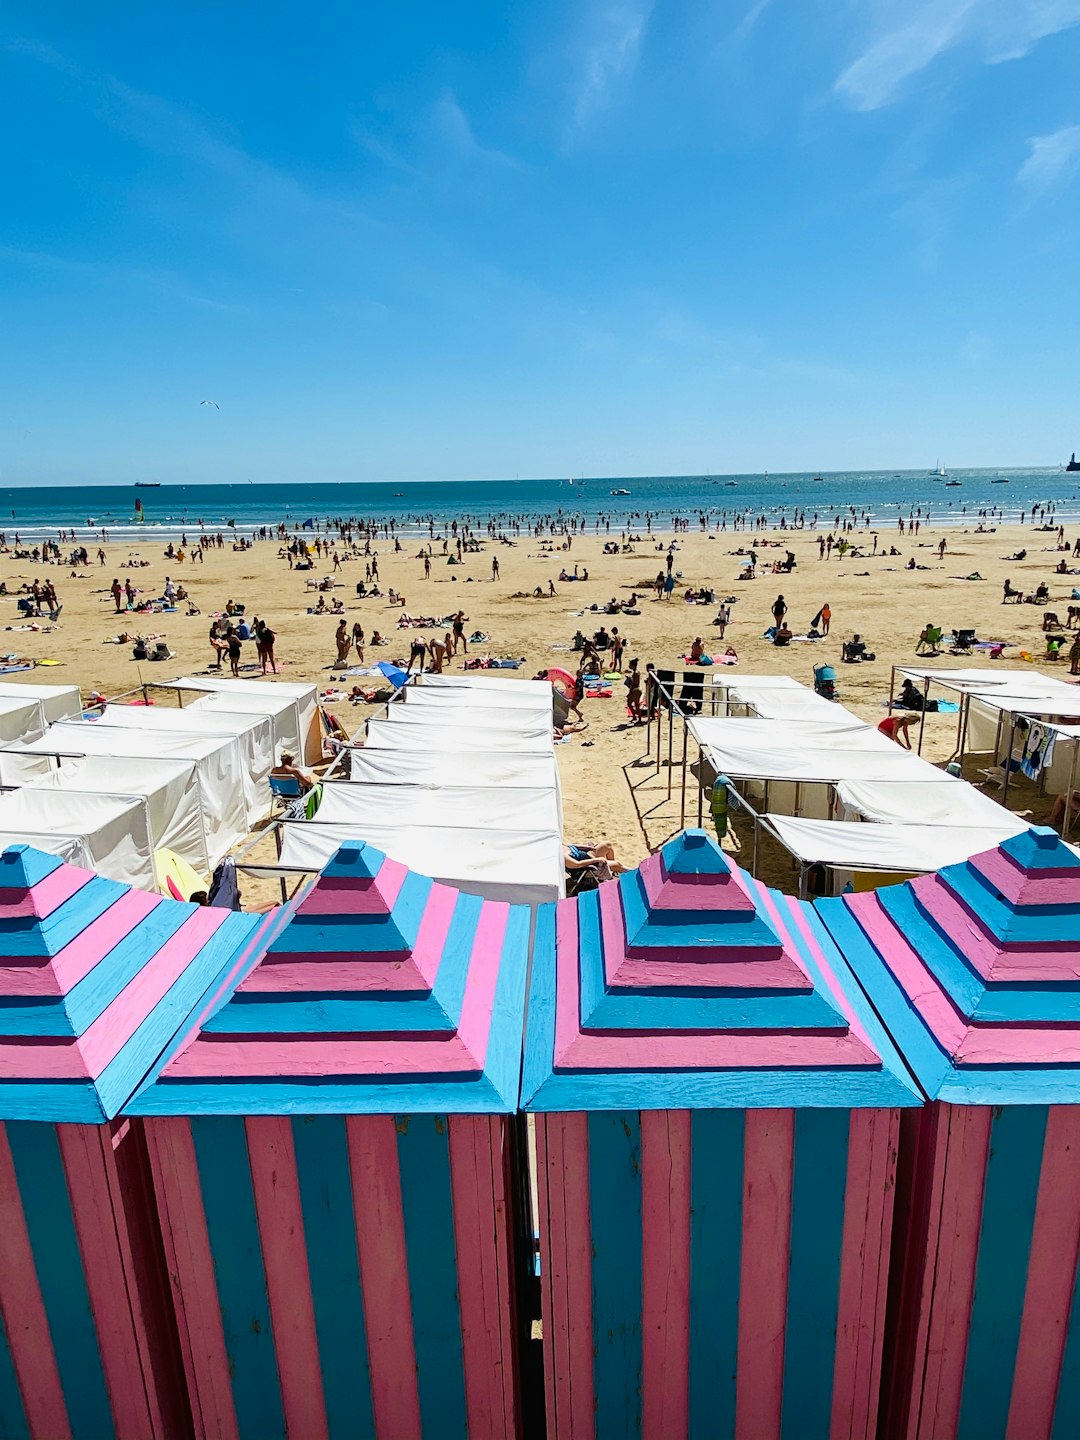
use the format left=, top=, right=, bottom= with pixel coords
left=835, top=0, right=1080, bottom=112
left=1017, top=123, right=1080, bottom=197
left=432, top=91, right=520, bottom=168
left=568, top=1, right=654, bottom=137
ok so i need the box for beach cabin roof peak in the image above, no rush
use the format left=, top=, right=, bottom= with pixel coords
left=0, top=844, right=266, bottom=1122
left=817, top=825, right=1080, bottom=1103
left=522, top=828, right=918, bottom=1110
left=126, top=841, right=531, bottom=1116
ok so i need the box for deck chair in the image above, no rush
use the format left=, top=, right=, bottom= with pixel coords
left=565, top=864, right=600, bottom=897
left=916, top=625, right=943, bottom=655
left=949, top=628, right=976, bottom=655
left=269, top=774, right=302, bottom=814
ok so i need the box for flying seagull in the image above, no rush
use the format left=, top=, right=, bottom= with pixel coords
left=199, top=399, right=220, bottom=409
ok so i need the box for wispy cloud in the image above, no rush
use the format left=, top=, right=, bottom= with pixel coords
left=431, top=91, right=521, bottom=168
left=733, top=0, right=775, bottom=41
left=1017, top=122, right=1080, bottom=198
left=567, top=1, right=654, bottom=139
left=835, top=0, right=1080, bottom=112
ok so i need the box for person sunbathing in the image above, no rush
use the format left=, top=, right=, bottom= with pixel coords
left=564, top=842, right=627, bottom=882
left=271, top=751, right=314, bottom=794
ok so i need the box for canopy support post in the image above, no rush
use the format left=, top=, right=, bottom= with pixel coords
left=1002, top=713, right=1018, bottom=807
left=679, top=716, right=688, bottom=828
left=697, top=744, right=705, bottom=826
left=917, top=676, right=931, bottom=754
left=1064, top=739, right=1079, bottom=841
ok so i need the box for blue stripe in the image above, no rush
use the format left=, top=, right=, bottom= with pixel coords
left=291, top=1116, right=375, bottom=1440
left=958, top=1105, right=1048, bottom=1440
left=1051, top=1226, right=1080, bottom=1440
left=4, top=1122, right=114, bottom=1440
left=688, top=1110, right=743, bottom=1440
left=190, top=1116, right=286, bottom=1440
left=589, top=1111, right=642, bottom=1440
left=0, top=1270, right=31, bottom=1440
left=481, top=904, right=532, bottom=1109
left=520, top=904, right=557, bottom=1107
left=397, top=1116, right=467, bottom=1440
left=781, top=1109, right=850, bottom=1440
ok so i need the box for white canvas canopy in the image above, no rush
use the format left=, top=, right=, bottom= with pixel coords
left=835, top=777, right=1018, bottom=828
left=276, top=819, right=563, bottom=907
left=90, top=706, right=272, bottom=823
left=419, top=675, right=554, bottom=699
left=315, top=780, right=561, bottom=834
left=0, top=682, right=81, bottom=724
left=404, top=686, right=554, bottom=720
left=364, top=717, right=550, bottom=753
left=721, top=687, right=859, bottom=722
left=382, top=703, right=553, bottom=740
left=345, top=747, right=559, bottom=790
left=161, top=676, right=321, bottom=762
left=763, top=813, right=1026, bottom=875
left=688, top=715, right=932, bottom=783
left=16, top=722, right=249, bottom=865
left=0, top=695, right=46, bottom=747
left=0, top=789, right=155, bottom=888
left=29, top=755, right=211, bottom=874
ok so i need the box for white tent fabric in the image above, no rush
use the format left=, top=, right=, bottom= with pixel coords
left=90, top=706, right=272, bottom=823
left=0, top=695, right=46, bottom=747
left=416, top=680, right=552, bottom=707
left=29, top=755, right=211, bottom=874
left=0, top=682, right=81, bottom=724
left=0, top=834, right=89, bottom=867
left=721, top=687, right=861, bottom=723
left=16, top=722, right=248, bottom=865
left=382, top=703, right=552, bottom=739
left=161, top=677, right=321, bottom=762
left=688, top=715, right=936, bottom=783
left=835, top=777, right=1017, bottom=828
left=315, top=780, right=561, bottom=833
left=403, top=688, right=554, bottom=723
left=419, top=675, right=554, bottom=699
left=364, top=718, right=549, bottom=752
left=276, top=820, right=563, bottom=907
left=345, top=747, right=558, bottom=789
left=0, top=790, right=155, bottom=888
left=763, top=813, right=1026, bottom=874
left=190, top=689, right=305, bottom=766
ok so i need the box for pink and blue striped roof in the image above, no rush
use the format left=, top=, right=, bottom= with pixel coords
left=0, top=844, right=267, bottom=1122
left=127, top=840, right=530, bottom=1114
left=818, top=825, right=1080, bottom=1103
left=521, top=829, right=919, bottom=1109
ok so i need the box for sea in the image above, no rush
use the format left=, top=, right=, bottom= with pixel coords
left=2, top=467, right=1078, bottom=544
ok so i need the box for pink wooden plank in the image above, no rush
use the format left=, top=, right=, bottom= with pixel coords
left=0, top=1121, right=72, bottom=1439
left=967, top=849, right=1080, bottom=907
left=1005, top=1105, right=1080, bottom=1440
left=908, top=881, right=1078, bottom=982
left=641, top=1109, right=691, bottom=1440
left=238, top=958, right=431, bottom=992
left=164, top=1032, right=479, bottom=1078
left=0, top=863, right=94, bottom=922
left=455, top=904, right=509, bottom=1067
left=773, top=889, right=878, bottom=1052
left=917, top=1106, right=991, bottom=1440
left=449, top=1116, right=518, bottom=1440
left=537, top=1112, right=594, bottom=1440
left=292, top=857, right=408, bottom=915
left=57, top=1124, right=160, bottom=1440
left=735, top=1108, right=794, bottom=1440
left=638, top=851, right=757, bottom=912
left=346, top=1115, right=423, bottom=1440
left=0, top=1039, right=89, bottom=1080
left=535, top=1116, right=560, bottom=1438
left=77, top=908, right=230, bottom=1075
left=143, top=1118, right=240, bottom=1440
left=246, top=1117, right=329, bottom=1440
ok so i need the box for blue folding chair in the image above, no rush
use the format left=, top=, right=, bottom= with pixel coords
left=268, top=774, right=302, bottom=814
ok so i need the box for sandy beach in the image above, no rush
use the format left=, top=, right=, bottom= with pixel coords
left=1, top=515, right=1075, bottom=881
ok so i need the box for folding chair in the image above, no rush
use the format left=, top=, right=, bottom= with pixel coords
left=269, top=774, right=302, bottom=814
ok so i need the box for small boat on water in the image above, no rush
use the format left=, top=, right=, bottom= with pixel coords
left=991, top=478, right=1009, bottom=484
left=610, top=488, right=630, bottom=496
left=930, top=460, right=947, bottom=477
left=1067, top=452, right=1080, bottom=472
left=812, top=476, right=824, bottom=483
left=134, top=482, right=160, bottom=488
left=945, top=480, right=962, bottom=487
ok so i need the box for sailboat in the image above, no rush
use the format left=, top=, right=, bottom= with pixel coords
left=931, top=460, right=947, bottom=478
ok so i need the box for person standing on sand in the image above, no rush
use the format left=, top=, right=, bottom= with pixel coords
left=227, top=628, right=242, bottom=678
left=255, top=619, right=277, bottom=674
left=772, top=594, right=788, bottom=628
left=424, top=555, right=431, bottom=579
left=352, top=623, right=365, bottom=662
left=821, top=602, right=831, bottom=635
left=452, top=611, right=468, bottom=656
left=428, top=633, right=448, bottom=673
left=624, top=657, right=643, bottom=724
left=491, top=556, right=500, bottom=581
left=111, top=578, right=123, bottom=612
left=334, top=619, right=351, bottom=666
left=938, top=537, right=947, bottom=560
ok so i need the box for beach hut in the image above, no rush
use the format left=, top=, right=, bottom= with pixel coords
left=0, top=788, right=156, bottom=889
left=161, top=676, right=322, bottom=764
left=818, top=826, right=1080, bottom=1440
left=521, top=829, right=920, bottom=1440
left=126, top=839, right=532, bottom=1440
left=0, top=680, right=81, bottom=724
left=0, top=844, right=267, bottom=1439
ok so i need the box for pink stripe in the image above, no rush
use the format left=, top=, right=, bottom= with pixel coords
left=0, top=890, right=161, bottom=999
left=771, top=888, right=878, bottom=1052
left=597, top=882, right=809, bottom=990
left=449, top=1116, right=519, bottom=1440
left=0, top=862, right=93, bottom=921
left=238, top=957, right=431, bottom=992
left=641, top=1109, right=690, bottom=1440
left=143, top=1119, right=240, bottom=1440
left=57, top=1125, right=157, bottom=1440
left=909, top=881, right=1071, bottom=982
left=246, top=1117, right=329, bottom=1440
left=915, top=1106, right=991, bottom=1439
left=78, top=908, right=229, bottom=1074
left=555, top=894, right=877, bottom=1071
left=735, top=1109, right=793, bottom=1440
left=165, top=1033, right=478, bottom=1079
left=346, top=1116, right=423, bottom=1440
left=1006, top=1105, right=1080, bottom=1440
left=639, top=851, right=756, bottom=912
left=0, top=1121, right=72, bottom=1439
left=292, top=857, right=408, bottom=914
left=968, top=848, right=1080, bottom=906
left=456, top=903, right=509, bottom=1068
left=830, top=1108, right=898, bottom=1440
left=536, top=1112, right=594, bottom=1439
left=0, top=1039, right=89, bottom=1080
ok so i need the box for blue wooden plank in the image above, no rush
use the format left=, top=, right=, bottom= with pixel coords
left=291, top=1116, right=375, bottom=1440
left=482, top=904, right=532, bottom=1109
left=62, top=901, right=197, bottom=1031
left=617, top=867, right=780, bottom=946
left=1050, top=1227, right=1080, bottom=1440
left=190, top=1115, right=286, bottom=1440
left=0, top=1272, right=31, bottom=1440
left=268, top=869, right=433, bottom=954
left=0, top=997, right=77, bottom=1038
left=589, top=1110, right=642, bottom=1440
left=524, top=1065, right=921, bottom=1111
left=0, top=1080, right=105, bottom=1124
left=688, top=1109, right=743, bottom=1440
left=127, top=1074, right=513, bottom=1115
left=519, top=904, right=558, bottom=1109
left=1, top=876, right=125, bottom=957
left=957, top=1106, right=1048, bottom=1440
left=781, top=1109, right=850, bottom=1440
left=5, top=1122, right=114, bottom=1440
left=396, top=1116, right=468, bottom=1440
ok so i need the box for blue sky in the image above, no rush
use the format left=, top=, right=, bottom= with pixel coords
left=1, top=0, right=1079, bottom=485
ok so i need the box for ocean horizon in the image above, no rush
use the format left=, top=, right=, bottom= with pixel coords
left=1, top=466, right=1077, bottom=543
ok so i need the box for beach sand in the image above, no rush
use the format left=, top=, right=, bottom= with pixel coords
left=2, top=517, right=1074, bottom=893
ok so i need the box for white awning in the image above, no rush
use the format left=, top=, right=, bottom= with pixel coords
left=0, top=695, right=46, bottom=747
left=419, top=674, right=554, bottom=698
left=345, top=747, right=557, bottom=789
left=382, top=702, right=553, bottom=740
left=0, top=682, right=81, bottom=724
left=364, top=717, right=550, bottom=753
left=315, top=780, right=561, bottom=833
left=835, top=777, right=1020, bottom=828
left=688, top=715, right=938, bottom=783
left=763, top=813, right=1027, bottom=874
left=0, top=789, right=156, bottom=888
left=160, top=676, right=321, bottom=763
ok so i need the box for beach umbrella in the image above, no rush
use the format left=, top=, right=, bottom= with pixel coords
left=375, top=660, right=408, bottom=688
